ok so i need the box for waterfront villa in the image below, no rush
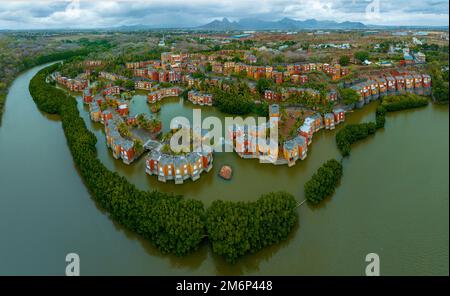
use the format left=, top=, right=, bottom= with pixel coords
left=187, top=91, right=213, bottom=106
left=405, top=75, right=414, bottom=93
left=134, top=79, right=153, bottom=90
left=101, top=110, right=113, bottom=124
left=347, top=71, right=431, bottom=109
left=298, top=110, right=345, bottom=146
left=117, top=102, right=129, bottom=117
left=148, top=87, right=182, bottom=103
left=104, top=118, right=139, bottom=165
left=298, top=117, right=315, bottom=145
left=368, top=80, right=379, bottom=100
left=120, top=139, right=136, bottom=165
left=311, top=113, right=324, bottom=132
left=395, top=76, right=406, bottom=94
left=333, top=108, right=345, bottom=124
left=377, top=77, right=388, bottom=97
left=54, top=72, right=88, bottom=92
left=145, top=149, right=213, bottom=184
left=385, top=76, right=397, bottom=94
left=103, top=86, right=121, bottom=96
left=89, top=102, right=101, bottom=122
left=422, top=74, right=432, bottom=95
left=283, top=135, right=308, bottom=167
left=324, top=113, right=335, bottom=130
left=83, top=88, right=93, bottom=104
left=414, top=74, right=424, bottom=94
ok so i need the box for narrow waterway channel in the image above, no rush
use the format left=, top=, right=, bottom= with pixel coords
left=0, top=63, right=448, bottom=275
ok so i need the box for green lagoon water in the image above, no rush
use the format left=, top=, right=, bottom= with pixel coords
left=0, top=63, right=448, bottom=275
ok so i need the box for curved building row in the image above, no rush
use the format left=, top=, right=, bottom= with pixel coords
left=350, top=72, right=431, bottom=108
left=145, top=141, right=213, bottom=184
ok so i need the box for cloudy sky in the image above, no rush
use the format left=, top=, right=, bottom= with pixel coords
left=0, top=0, right=448, bottom=30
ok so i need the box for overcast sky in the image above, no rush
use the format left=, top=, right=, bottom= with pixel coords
left=0, top=0, right=448, bottom=30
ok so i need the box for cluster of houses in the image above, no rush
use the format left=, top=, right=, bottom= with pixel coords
left=54, top=72, right=88, bottom=92
left=350, top=71, right=432, bottom=108
left=223, top=104, right=346, bottom=167
left=134, top=79, right=153, bottom=91
left=144, top=139, right=213, bottom=184
left=56, top=50, right=433, bottom=182
left=226, top=120, right=280, bottom=164
left=124, top=51, right=351, bottom=90
left=126, top=60, right=161, bottom=69
left=86, top=98, right=140, bottom=165
left=282, top=108, right=345, bottom=167
left=187, top=91, right=213, bottom=106
left=264, top=87, right=338, bottom=102
left=84, top=60, right=103, bottom=67
left=99, top=71, right=127, bottom=82
left=86, top=91, right=130, bottom=116
left=147, top=87, right=183, bottom=103
left=286, top=63, right=350, bottom=81
left=402, top=49, right=426, bottom=65
left=105, top=117, right=139, bottom=165
left=298, top=109, right=345, bottom=144
left=212, top=61, right=350, bottom=83
left=81, top=85, right=145, bottom=165
left=134, top=68, right=182, bottom=83
left=126, top=54, right=191, bottom=83
left=185, top=76, right=229, bottom=89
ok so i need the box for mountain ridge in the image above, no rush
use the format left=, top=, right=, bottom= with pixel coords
left=196, top=17, right=367, bottom=30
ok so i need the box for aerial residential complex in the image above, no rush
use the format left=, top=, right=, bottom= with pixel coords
left=0, top=0, right=448, bottom=278
left=52, top=45, right=433, bottom=184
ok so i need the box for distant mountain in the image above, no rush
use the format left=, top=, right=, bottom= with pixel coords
left=198, top=18, right=240, bottom=31
left=196, top=17, right=366, bottom=31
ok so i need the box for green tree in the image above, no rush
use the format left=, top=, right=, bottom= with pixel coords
left=339, top=88, right=360, bottom=105
left=124, top=80, right=135, bottom=90
left=256, top=78, right=273, bottom=95
left=354, top=51, right=370, bottom=63
left=339, top=55, right=350, bottom=66
left=304, top=159, right=343, bottom=205
left=205, top=63, right=212, bottom=72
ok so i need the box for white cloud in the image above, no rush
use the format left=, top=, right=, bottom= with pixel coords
left=0, top=0, right=448, bottom=29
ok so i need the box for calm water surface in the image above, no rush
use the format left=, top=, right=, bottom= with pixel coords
left=0, top=64, right=448, bottom=275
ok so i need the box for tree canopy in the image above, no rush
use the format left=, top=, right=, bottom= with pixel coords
left=354, top=51, right=370, bottom=63
left=304, top=159, right=343, bottom=205
left=339, top=56, right=350, bottom=66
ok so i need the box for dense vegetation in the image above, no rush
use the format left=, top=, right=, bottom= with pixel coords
left=256, top=78, right=273, bottom=95
left=339, top=56, right=351, bottom=66
left=427, top=61, right=449, bottom=104
left=336, top=122, right=377, bottom=157
left=339, top=88, right=360, bottom=105
left=206, top=192, right=297, bottom=263
left=198, top=80, right=267, bottom=116
left=381, top=93, right=429, bottom=112
left=0, top=39, right=99, bottom=126
left=336, top=94, right=429, bottom=156
left=29, top=64, right=297, bottom=261
left=213, top=87, right=256, bottom=115
left=354, top=51, right=370, bottom=63
left=19, top=48, right=91, bottom=70
left=304, top=159, right=343, bottom=205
